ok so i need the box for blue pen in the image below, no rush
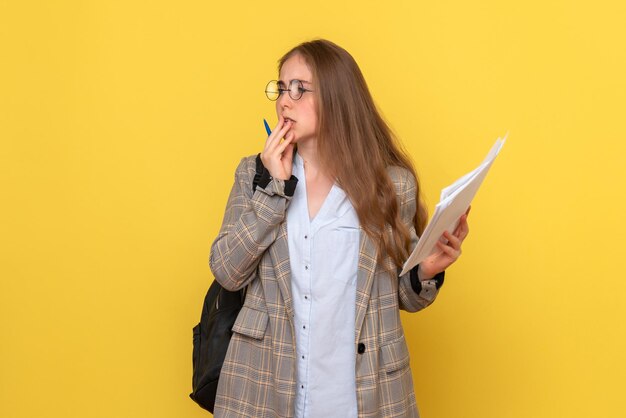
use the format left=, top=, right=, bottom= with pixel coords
left=263, top=119, right=272, bottom=136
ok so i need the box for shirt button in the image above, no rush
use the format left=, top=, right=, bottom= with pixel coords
left=303, top=325, right=306, bottom=329
left=301, top=385, right=304, bottom=389
left=304, top=295, right=308, bottom=300
left=304, top=235, right=308, bottom=239
left=302, top=355, right=305, bottom=359
left=305, top=266, right=308, bottom=270
left=358, top=343, right=366, bottom=354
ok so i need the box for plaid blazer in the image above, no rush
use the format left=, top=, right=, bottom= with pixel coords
left=209, top=155, right=442, bottom=418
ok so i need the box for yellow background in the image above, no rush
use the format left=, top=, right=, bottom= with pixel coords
left=1, top=0, right=624, bottom=417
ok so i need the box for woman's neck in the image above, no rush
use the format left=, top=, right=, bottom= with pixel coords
left=297, top=141, right=321, bottom=173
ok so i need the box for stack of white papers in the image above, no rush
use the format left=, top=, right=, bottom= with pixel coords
left=400, top=134, right=507, bottom=277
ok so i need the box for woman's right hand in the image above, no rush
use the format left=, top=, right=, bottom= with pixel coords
left=261, top=116, right=295, bottom=180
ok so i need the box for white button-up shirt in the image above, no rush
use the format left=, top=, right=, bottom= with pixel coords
left=287, top=152, right=360, bottom=418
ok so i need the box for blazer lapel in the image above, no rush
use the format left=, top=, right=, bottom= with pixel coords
left=354, top=228, right=378, bottom=344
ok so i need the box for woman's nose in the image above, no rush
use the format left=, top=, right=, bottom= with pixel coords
left=277, top=91, right=293, bottom=108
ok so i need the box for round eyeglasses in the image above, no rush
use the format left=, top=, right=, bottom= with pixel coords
left=265, top=79, right=314, bottom=101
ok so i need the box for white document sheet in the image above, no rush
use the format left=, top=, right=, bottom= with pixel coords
left=400, top=135, right=506, bottom=277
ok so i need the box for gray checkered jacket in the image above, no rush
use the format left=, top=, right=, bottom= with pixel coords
left=210, top=155, right=442, bottom=418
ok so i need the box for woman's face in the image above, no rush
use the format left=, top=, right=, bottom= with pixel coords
left=276, top=54, right=318, bottom=145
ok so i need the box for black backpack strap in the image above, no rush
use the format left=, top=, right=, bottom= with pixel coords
left=252, top=153, right=298, bottom=197
left=253, top=153, right=265, bottom=192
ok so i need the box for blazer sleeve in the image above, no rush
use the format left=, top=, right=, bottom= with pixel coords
left=209, top=155, right=297, bottom=291
left=395, top=168, right=444, bottom=313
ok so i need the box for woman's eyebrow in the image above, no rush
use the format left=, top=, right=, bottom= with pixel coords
left=277, top=78, right=313, bottom=84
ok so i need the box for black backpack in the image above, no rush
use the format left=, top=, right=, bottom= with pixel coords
left=189, top=154, right=264, bottom=412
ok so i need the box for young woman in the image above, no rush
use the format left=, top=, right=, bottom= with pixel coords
left=209, top=39, right=469, bottom=418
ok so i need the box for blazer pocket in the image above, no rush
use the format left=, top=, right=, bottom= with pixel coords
left=231, top=306, right=269, bottom=340
left=380, top=335, right=410, bottom=373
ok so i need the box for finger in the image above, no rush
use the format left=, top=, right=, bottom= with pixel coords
left=273, top=116, right=284, bottom=132
left=276, top=133, right=295, bottom=154
left=272, top=116, right=293, bottom=138
left=436, top=240, right=460, bottom=259
left=454, top=215, right=470, bottom=240
left=262, top=119, right=291, bottom=166
left=443, top=230, right=461, bottom=250
left=265, top=116, right=284, bottom=140
left=265, top=120, right=293, bottom=149
left=452, top=214, right=467, bottom=237
left=266, top=135, right=293, bottom=163
left=282, top=142, right=295, bottom=168
left=266, top=119, right=289, bottom=143
left=457, top=219, right=469, bottom=241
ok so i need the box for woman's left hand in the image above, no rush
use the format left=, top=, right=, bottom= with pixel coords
left=418, top=206, right=471, bottom=280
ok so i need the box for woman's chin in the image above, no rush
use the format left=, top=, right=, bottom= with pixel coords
left=293, top=135, right=317, bottom=146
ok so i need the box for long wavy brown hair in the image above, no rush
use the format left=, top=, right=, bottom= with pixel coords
left=279, top=39, right=428, bottom=270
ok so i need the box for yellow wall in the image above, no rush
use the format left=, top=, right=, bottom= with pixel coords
left=1, top=1, right=624, bottom=417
